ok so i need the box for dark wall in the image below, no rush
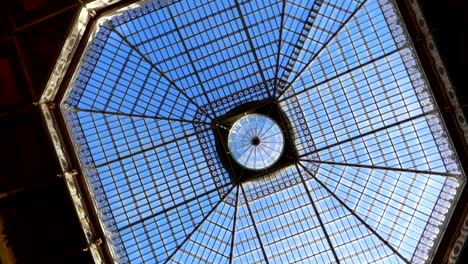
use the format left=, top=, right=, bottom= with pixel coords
left=0, top=0, right=91, bottom=263
left=419, top=0, right=468, bottom=119
left=418, top=1, right=468, bottom=262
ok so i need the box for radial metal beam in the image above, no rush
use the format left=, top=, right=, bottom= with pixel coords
left=239, top=183, right=270, bottom=264
left=229, top=186, right=240, bottom=264
left=117, top=182, right=232, bottom=233
left=301, top=159, right=462, bottom=178
left=66, top=106, right=210, bottom=125
left=277, top=48, right=401, bottom=103
left=167, top=8, right=214, bottom=113
left=274, top=0, right=324, bottom=96
left=276, top=0, right=369, bottom=100
left=274, top=0, right=287, bottom=87
left=234, top=0, right=272, bottom=98
left=299, top=111, right=434, bottom=158
left=91, top=127, right=208, bottom=169
left=295, top=163, right=341, bottom=264
left=299, top=162, right=410, bottom=263
left=108, top=24, right=214, bottom=120
left=165, top=185, right=237, bottom=263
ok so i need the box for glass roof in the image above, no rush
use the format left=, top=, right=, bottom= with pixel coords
left=61, top=0, right=465, bottom=263
left=228, top=114, right=284, bottom=171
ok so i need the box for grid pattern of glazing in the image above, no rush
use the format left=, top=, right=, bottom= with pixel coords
left=61, top=0, right=465, bottom=263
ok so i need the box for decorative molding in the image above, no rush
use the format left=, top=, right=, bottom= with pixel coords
left=401, top=0, right=468, bottom=263
left=39, top=1, right=141, bottom=263
left=404, top=0, right=468, bottom=144
left=40, top=7, right=91, bottom=103
left=40, top=104, right=105, bottom=263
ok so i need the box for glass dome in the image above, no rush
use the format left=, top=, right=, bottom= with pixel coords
left=54, top=0, right=467, bottom=262
left=228, top=114, right=284, bottom=170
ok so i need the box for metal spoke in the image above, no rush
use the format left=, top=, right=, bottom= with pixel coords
left=299, top=112, right=433, bottom=158
left=167, top=7, right=213, bottom=115
left=295, top=164, right=341, bottom=264
left=118, top=182, right=232, bottom=233
left=277, top=48, right=401, bottom=103
left=240, top=183, right=270, bottom=264
left=274, top=0, right=287, bottom=88
left=275, top=0, right=325, bottom=95
left=66, top=106, right=210, bottom=125
left=58, top=1, right=465, bottom=263
left=299, top=162, right=410, bottom=263
left=276, top=0, right=369, bottom=100
left=302, top=159, right=462, bottom=178
left=108, top=24, right=214, bottom=120
left=234, top=0, right=271, bottom=98
left=229, top=185, right=240, bottom=264
left=165, top=184, right=237, bottom=263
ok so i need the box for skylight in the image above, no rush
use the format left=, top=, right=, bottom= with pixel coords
left=59, top=0, right=465, bottom=263
left=228, top=114, right=285, bottom=171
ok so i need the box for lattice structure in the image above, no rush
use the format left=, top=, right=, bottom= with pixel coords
left=60, top=0, right=465, bottom=263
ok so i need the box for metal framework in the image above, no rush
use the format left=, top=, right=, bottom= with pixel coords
left=39, top=0, right=468, bottom=263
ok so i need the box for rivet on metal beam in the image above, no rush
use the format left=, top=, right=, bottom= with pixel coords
left=63, top=169, right=79, bottom=178
left=83, top=237, right=103, bottom=252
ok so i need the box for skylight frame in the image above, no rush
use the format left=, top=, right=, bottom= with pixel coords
left=39, top=0, right=468, bottom=263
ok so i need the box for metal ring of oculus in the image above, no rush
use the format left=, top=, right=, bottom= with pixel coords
left=228, top=114, right=284, bottom=170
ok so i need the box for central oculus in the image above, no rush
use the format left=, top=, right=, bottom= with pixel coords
left=210, top=99, right=298, bottom=183
left=228, top=114, right=284, bottom=170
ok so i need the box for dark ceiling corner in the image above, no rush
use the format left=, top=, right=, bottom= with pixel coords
left=417, top=1, right=468, bottom=263
left=0, top=0, right=91, bottom=263
left=0, top=181, right=93, bottom=264
left=0, top=0, right=467, bottom=263
left=0, top=41, right=31, bottom=112
left=419, top=0, right=468, bottom=119
left=0, top=109, right=60, bottom=194
left=16, top=7, right=79, bottom=98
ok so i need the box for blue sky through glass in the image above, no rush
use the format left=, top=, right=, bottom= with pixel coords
left=61, top=0, right=464, bottom=263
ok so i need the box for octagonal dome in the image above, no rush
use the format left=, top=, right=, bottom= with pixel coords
left=40, top=0, right=467, bottom=263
